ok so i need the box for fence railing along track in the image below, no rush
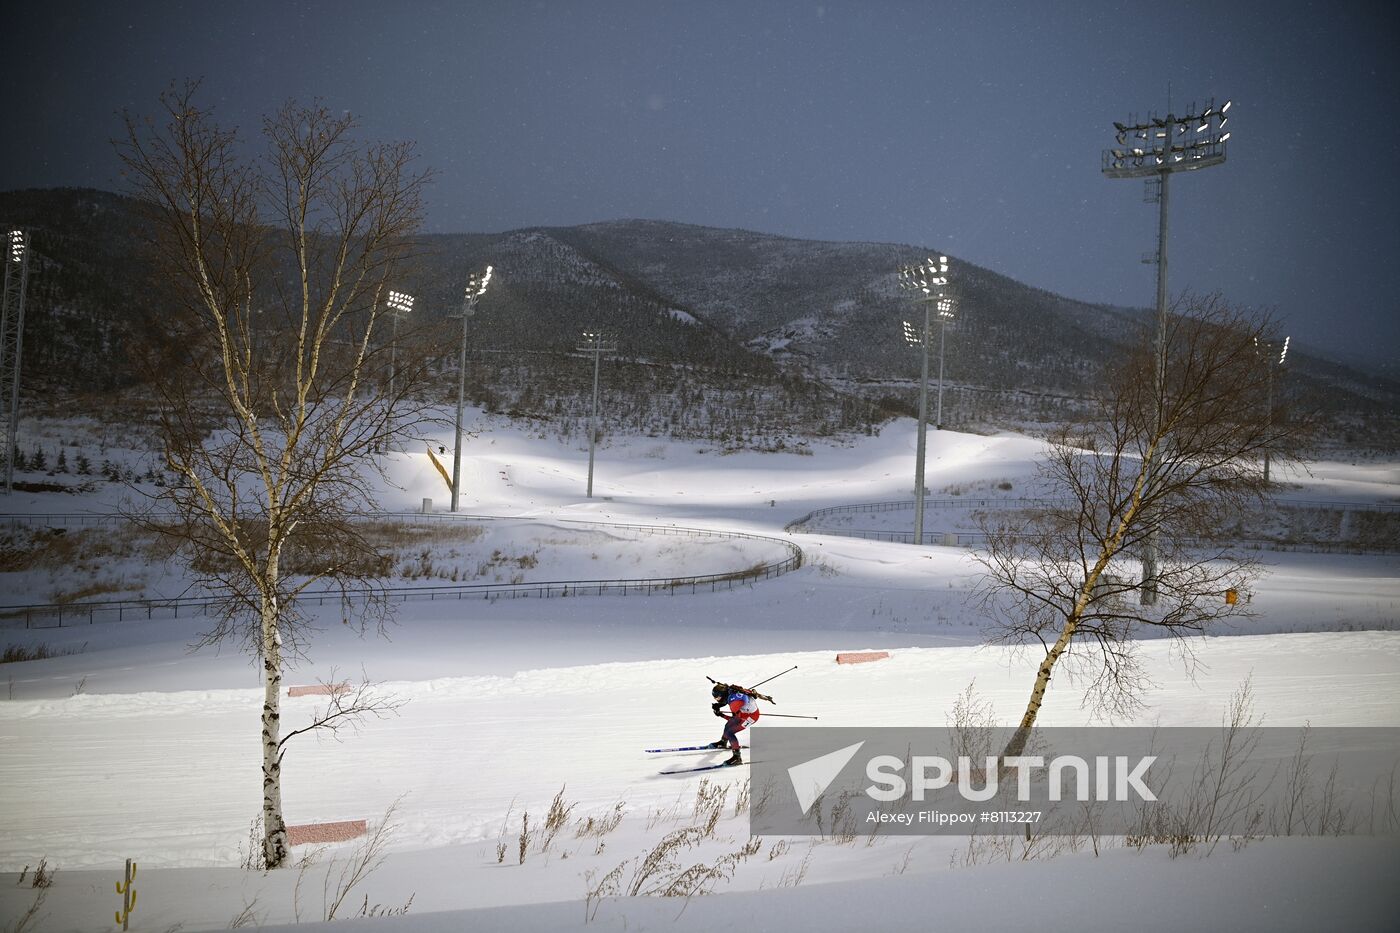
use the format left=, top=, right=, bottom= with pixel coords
left=0, top=513, right=802, bottom=629
left=785, top=497, right=1400, bottom=555
left=783, top=495, right=1400, bottom=534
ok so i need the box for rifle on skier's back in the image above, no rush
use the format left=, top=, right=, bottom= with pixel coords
left=706, top=675, right=778, bottom=704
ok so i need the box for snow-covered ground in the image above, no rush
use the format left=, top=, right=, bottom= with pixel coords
left=2, top=413, right=1398, bottom=931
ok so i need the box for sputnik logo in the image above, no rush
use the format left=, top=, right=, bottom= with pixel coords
left=787, top=741, right=865, bottom=815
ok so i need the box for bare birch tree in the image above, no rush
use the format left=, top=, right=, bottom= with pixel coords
left=974, top=295, right=1306, bottom=755
left=117, top=82, right=434, bottom=868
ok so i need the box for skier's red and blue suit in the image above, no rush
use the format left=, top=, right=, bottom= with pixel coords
left=719, top=689, right=760, bottom=750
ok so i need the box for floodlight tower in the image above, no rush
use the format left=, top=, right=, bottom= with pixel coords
left=1255, top=335, right=1289, bottom=482
left=576, top=330, right=617, bottom=498
left=385, top=289, right=414, bottom=400
left=899, top=316, right=930, bottom=544
left=451, top=265, right=493, bottom=512
left=1, top=229, right=32, bottom=495
left=898, top=255, right=951, bottom=545
left=934, top=296, right=956, bottom=429
left=1103, top=96, right=1233, bottom=604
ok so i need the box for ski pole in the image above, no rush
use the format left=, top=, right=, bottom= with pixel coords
left=750, top=666, right=797, bottom=690
left=757, top=713, right=819, bottom=720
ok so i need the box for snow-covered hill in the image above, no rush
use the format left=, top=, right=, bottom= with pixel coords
left=4, top=187, right=1397, bottom=447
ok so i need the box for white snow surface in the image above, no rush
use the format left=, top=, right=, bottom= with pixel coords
left=2, top=414, right=1398, bottom=931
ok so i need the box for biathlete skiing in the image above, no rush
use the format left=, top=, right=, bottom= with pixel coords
left=644, top=668, right=805, bottom=773
left=707, top=681, right=769, bottom=766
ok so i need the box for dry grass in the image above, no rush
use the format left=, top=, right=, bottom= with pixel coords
left=645, top=791, right=689, bottom=830
left=1, top=527, right=165, bottom=605
left=584, top=862, right=626, bottom=923
left=495, top=798, right=517, bottom=864
left=518, top=812, right=531, bottom=865
left=732, top=779, right=751, bottom=817
left=576, top=801, right=626, bottom=839
left=356, top=521, right=486, bottom=550
left=2, top=642, right=87, bottom=664
left=16, top=858, right=55, bottom=889
left=0, top=527, right=166, bottom=573
left=582, top=779, right=766, bottom=920
left=3, top=890, right=48, bottom=933
left=322, top=802, right=412, bottom=921
left=539, top=786, right=577, bottom=853
left=47, top=581, right=133, bottom=604
left=691, top=779, right=729, bottom=838
left=619, top=827, right=760, bottom=900
left=776, top=846, right=812, bottom=888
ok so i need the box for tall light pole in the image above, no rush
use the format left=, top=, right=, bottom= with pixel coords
left=899, top=256, right=950, bottom=545
left=576, top=330, right=616, bottom=498
left=1, top=229, right=31, bottom=495
left=385, top=289, right=414, bottom=400
left=1103, top=96, right=1232, bottom=604
left=934, top=295, right=956, bottom=429
left=1255, top=335, right=1289, bottom=482
left=900, top=317, right=930, bottom=544
left=451, top=265, right=492, bottom=512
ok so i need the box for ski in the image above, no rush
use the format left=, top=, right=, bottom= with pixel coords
left=645, top=743, right=748, bottom=754
left=659, top=760, right=751, bottom=775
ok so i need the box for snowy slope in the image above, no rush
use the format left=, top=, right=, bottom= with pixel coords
left=2, top=417, right=1398, bottom=931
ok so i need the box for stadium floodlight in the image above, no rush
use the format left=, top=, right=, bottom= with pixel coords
left=467, top=265, right=493, bottom=299
left=575, top=330, right=618, bottom=498
left=450, top=265, right=494, bottom=512
left=1, top=228, right=32, bottom=494
left=1102, top=95, right=1234, bottom=605
left=898, top=255, right=957, bottom=545
left=899, top=255, right=949, bottom=295
left=384, top=290, right=414, bottom=400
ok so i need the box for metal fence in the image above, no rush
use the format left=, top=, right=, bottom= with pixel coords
left=784, top=495, right=1400, bottom=534
left=787, top=497, right=1400, bottom=555
left=0, top=512, right=125, bottom=529
left=804, top=526, right=1398, bottom=555
left=0, top=515, right=803, bottom=629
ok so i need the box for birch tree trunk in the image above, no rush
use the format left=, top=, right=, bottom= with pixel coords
left=260, top=561, right=288, bottom=868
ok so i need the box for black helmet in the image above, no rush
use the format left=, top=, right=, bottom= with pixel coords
left=711, top=683, right=727, bottom=700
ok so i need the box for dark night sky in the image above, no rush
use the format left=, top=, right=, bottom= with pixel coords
left=3, top=1, right=1397, bottom=369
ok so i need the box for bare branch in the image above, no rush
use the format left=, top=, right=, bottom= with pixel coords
left=974, top=295, right=1309, bottom=745
left=277, top=669, right=407, bottom=763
